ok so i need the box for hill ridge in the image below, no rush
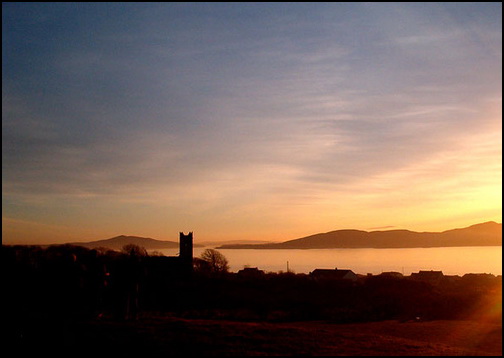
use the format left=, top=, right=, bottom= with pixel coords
left=67, top=235, right=181, bottom=250
left=217, top=222, right=502, bottom=249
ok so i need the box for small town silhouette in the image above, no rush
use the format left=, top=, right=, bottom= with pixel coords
left=3, top=232, right=501, bottom=355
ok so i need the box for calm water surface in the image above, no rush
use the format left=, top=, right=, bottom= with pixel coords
left=158, top=246, right=502, bottom=275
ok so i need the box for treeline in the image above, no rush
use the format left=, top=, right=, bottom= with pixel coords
left=2, top=244, right=501, bottom=325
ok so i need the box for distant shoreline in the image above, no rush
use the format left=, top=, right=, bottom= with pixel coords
left=216, top=244, right=503, bottom=250
left=5, top=221, right=500, bottom=251
left=217, top=222, right=502, bottom=249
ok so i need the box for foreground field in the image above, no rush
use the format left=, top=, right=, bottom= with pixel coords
left=5, top=245, right=501, bottom=355
left=18, top=316, right=501, bottom=356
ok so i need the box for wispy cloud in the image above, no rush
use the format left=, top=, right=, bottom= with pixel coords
left=2, top=3, right=501, bottom=242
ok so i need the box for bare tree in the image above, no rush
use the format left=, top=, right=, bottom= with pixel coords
left=199, top=249, right=229, bottom=274
left=121, top=244, right=147, bottom=258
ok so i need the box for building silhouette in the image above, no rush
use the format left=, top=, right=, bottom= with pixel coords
left=410, top=270, right=444, bottom=285
left=144, top=232, right=194, bottom=278
left=179, top=231, right=193, bottom=272
left=237, top=267, right=265, bottom=277
left=310, top=268, right=358, bottom=281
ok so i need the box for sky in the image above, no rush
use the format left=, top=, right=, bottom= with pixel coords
left=2, top=3, right=502, bottom=244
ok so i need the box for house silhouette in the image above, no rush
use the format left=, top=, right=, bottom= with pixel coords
left=410, top=270, right=444, bottom=284
left=310, top=268, right=358, bottom=281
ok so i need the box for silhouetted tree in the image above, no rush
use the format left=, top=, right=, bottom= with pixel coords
left=121, top=244, right=147, bottom=257
left=199, top=249, right=229, bottom=274
left=117, top=244, right=147, bottom=320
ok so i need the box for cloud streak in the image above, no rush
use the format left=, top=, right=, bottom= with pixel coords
left=2, top=3, right=501, bottom=242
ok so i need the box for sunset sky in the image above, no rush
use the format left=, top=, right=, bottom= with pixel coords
left=2, top=3, right=502, bottom=244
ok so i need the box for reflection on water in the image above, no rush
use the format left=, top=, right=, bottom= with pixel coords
left=157, top=246, right=502, bottom=275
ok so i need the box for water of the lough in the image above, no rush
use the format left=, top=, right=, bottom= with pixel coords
left=158, top=246, right=502, bottom=276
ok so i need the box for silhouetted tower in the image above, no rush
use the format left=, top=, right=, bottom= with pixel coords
left=179, top=232, right=193, bottom=272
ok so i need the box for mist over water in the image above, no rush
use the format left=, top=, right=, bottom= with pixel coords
left=157, top=246, right=502, bottom=275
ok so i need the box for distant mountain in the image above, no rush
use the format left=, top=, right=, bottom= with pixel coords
left=67, top=235, right=202, bottom=251
left=217, top=222, right=502, bottom=249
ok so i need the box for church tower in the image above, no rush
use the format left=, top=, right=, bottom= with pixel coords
left=179, top=232, right=193, bottom=271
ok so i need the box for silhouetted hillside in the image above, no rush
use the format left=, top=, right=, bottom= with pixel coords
left=217, top=222, right=502, bottom=249
left=3, top=243, right=501, bottom=356
left=67, top=235, right=183, bottom=250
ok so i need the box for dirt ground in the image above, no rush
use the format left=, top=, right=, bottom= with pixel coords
left=35, top=316, right=499, bottom=356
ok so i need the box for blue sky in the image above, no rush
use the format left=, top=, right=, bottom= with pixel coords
left=2, top=3, right=502, bottom=243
